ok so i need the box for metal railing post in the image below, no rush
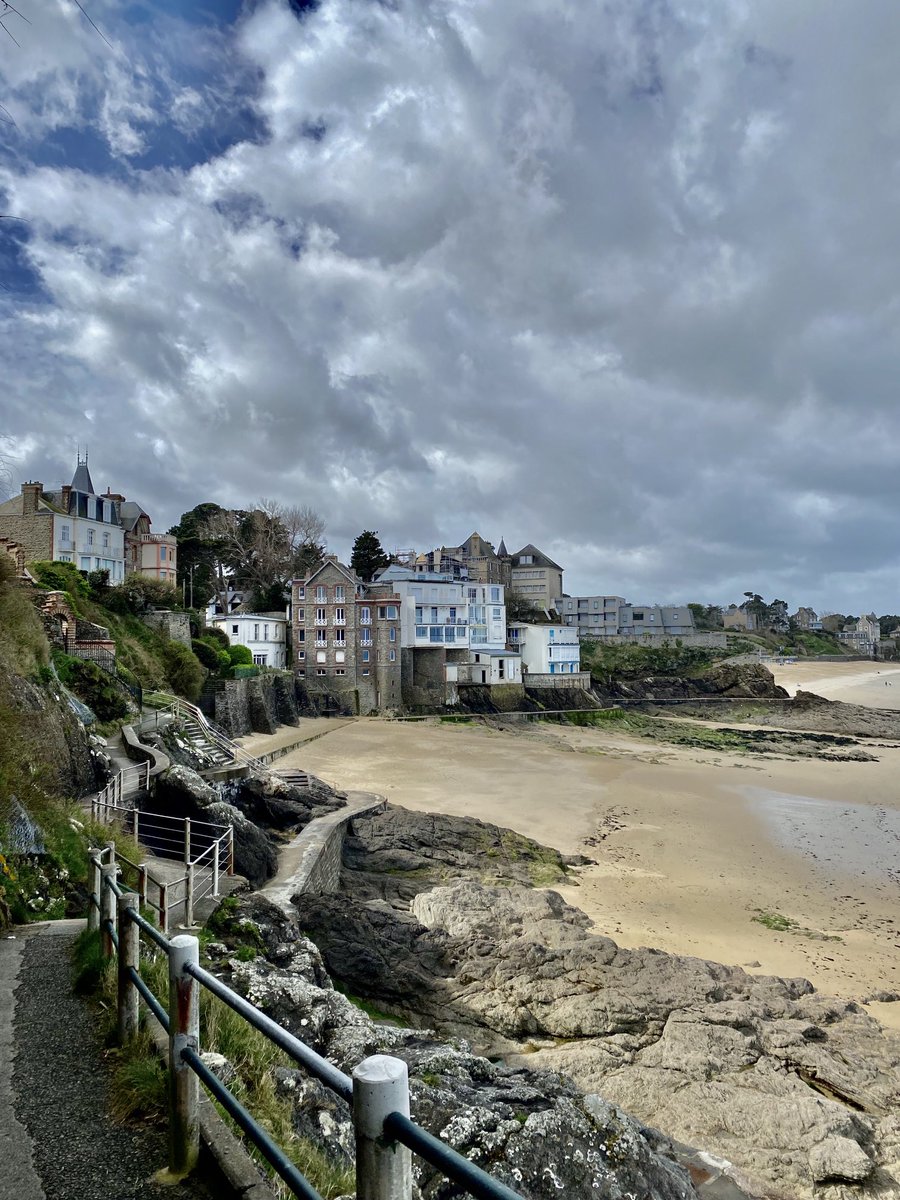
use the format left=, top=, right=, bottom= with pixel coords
left=159, top=882, right=168, bottom=935
left=106, top=839, right=117, bottom=867
left=167, top=934, right=200, bottom=1178
left=88, top=849, right=102, bottom=933
left=183, top=818, right=191, bottom=866
left=228, top=827, right=234, bottom=875
left=133, top=807, right=140, bottom=846
left=184, top=863, right=194, bottom=929
left=117, top=892, right=140, bottom=1042
left=353, top=1055, right=413, bottom=1200
left=100, top=864, right=117, bottom=958
left=212, top=837, right=220, bottom=897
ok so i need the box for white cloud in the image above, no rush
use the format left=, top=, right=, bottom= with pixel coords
left=3, top=0, right=900, bottom=611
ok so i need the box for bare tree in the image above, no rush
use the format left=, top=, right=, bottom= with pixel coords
left=200, top=499, right=326, bottom=609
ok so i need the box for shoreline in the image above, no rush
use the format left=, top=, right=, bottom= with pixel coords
left=240, top=661, right=900, bottom=1029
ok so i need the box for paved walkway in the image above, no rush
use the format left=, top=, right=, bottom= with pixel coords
left=236, top=717, right=356, bottom=757
left=0, top=920, right=212, bottom=1200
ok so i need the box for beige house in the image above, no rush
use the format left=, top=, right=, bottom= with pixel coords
left=0, top=460, right=126, bottom=581
left=723, top=606, right=757, bottom=632
left=414, top=531, right=507, bottom=584
left=509, top=544, right=563, bottom=610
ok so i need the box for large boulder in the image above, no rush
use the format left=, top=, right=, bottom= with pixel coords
left=152, top=765, right=277, bottom=887
left=340, top=806, right=574, bottom=904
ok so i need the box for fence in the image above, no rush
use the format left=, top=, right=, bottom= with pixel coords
left=91, top=856, right=524, bottom=1200
left=90, top=804, right=233, bottom=932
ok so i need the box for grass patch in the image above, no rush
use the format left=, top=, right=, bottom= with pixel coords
left=333, top=981, right=403, bottom=1026
left=752, top=909, right=843, bottom=942
left=109, top=1029, right=168, bottom=1122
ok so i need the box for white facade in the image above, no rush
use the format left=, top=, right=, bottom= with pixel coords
left=53, top=507, right=126, bottom=581
left=211, top=613, right=289, bottom=668
left=508, top=623, right=581, bottom=675
left=450, top=650, right=522, bottom=686
left=378, top=567, right=508, bottom=652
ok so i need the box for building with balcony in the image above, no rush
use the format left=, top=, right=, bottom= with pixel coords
left=554, top=594, right=626, bottom=638
left=115, top=497, right=178, bottom=582
left=554, top=596, right=697, bottom=642
left=291, top=557, right=401, bottom=713
left=839, top=613, right=880, bottom=657
left=507, top=622, right=581, bottom=675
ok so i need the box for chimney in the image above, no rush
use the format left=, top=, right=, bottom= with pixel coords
left=21, top=481, right=42, bottom=515
left=324, top=554, right=339, bottom=563
left=60, top=484, right=72, bottom=512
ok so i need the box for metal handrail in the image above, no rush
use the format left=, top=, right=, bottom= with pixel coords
left=97, top=866, right=527, bottom=1200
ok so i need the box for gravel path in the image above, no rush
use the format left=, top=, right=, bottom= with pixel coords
left=11, top=921, right=212, bottom=1200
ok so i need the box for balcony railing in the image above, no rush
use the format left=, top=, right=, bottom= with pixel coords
left=333, top=639, right=346, bottom=648
left=333, top=617, right=346, bottom=626
left=315, top=618, right=327, bottom=627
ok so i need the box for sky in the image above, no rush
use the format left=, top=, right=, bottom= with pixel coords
left=2, top=0, right=900, bottom=614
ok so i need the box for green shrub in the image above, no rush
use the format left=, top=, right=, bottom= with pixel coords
left=52, top=651, right=130, bottom=722
left=163, top=641, right=205, bottom=702
left=191, top=638, right=221, bottom=671
left=231, top=664, right=259, bottom=678
left=228, top=643, right=253, bottom=666
left=30, top=560, right=89, bottom=597
left=201, top=626, right=230, bottom=648
left=104, top=576, right=181, bottom=616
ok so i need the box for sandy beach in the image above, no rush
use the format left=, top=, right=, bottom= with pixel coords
left=241, top=661, right=900, bottom=1030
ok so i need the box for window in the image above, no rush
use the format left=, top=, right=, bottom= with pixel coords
left=362, top=649, right=369, bottom=662
left=296, top=586, right=305, bottom=600
left=634, top=612, right=644, bottom=621
left=60, top=524, right=70, bottom=543
left=316, top=608, right=327, bottom=626
left=468, top=589, right=477, bottom=600
left=520, top=555, right=533, bottom=565
left=253, top=653, right=267, bottom=665
left=316, top=651, right=326, bottom=663
left=493, top=608, right=501, bottom=620
left=314, top=585, right=326, bottom=601
left=389, top=627, right=396, bottom=642
left=336, top=650, right=345, bottom=664
left=334, top=607, right=345, bottom=625
left=253, top=624, right=260, bottom=641
left=80, top=556, right=91, bottom=570
left=297, top=629, right=305, bottom=642
left=360, top=606, right=371, bottom=625
left=335, top=585, right=344, bottom=601
left=362, top=669, right=370, bottom=676
left=159, top=543, right=165, bottom=559
left=335, top=668, right=346, bottom=675
left=297, top=651, right=305, bottom=660
left=491, top=587, right=500, bottom=602
left=316, top=668, right=327, bottom=676
left=378, top=605, right=398, bottom=620
left=232, top=624, right=239, bottom=636
left=87, top=529, right=95, bottom=546
left=389, top=649, right=396, bottom=662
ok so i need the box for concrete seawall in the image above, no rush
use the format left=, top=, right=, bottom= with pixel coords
left=261, top=792, right=386, bottom=915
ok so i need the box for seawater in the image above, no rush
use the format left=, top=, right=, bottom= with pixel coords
left=737, top=787, right=900, bottom=888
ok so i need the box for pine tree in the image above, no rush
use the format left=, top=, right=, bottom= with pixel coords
left=350, top=530, right=390, bottom=582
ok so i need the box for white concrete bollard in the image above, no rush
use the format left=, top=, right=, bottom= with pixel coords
left=353, top=1055, right=413, bottom=1200
left=167, top=934, right=200, bottom=1178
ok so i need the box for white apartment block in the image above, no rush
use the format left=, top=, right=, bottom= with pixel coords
left=507, top=623, right=581, bottom=674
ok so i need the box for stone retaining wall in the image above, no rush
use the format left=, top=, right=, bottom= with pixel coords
left=261, top=796, right=386, bottom=913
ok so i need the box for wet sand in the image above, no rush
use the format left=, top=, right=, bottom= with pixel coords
left=242, top=668, right=900, bottom=1029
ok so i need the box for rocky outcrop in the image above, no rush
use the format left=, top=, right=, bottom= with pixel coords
left=339, top=806, right=575, bottom=904
left=206, top=894, right=697, bottom=1200
left=153, top=765, right=277, bottom=887
left=293, top=882, right=900, bottom=1199
left=597, top=661, right=789, bottom=702
left=0, top=663, right=101, bottom=798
